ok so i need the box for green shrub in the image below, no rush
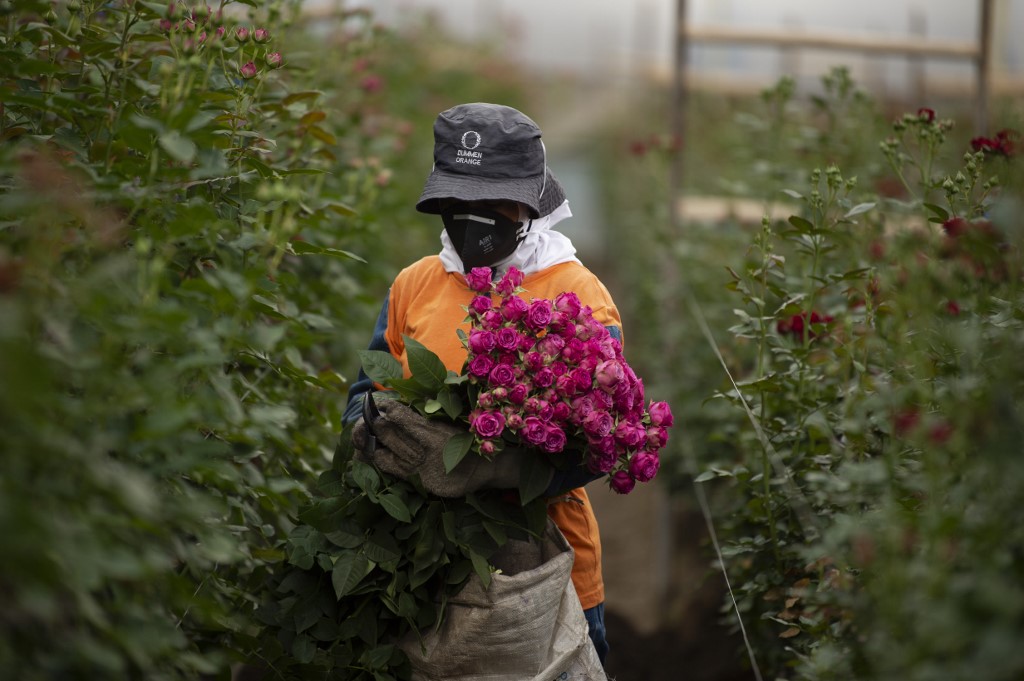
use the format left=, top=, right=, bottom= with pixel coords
left=597, top=65, right=1023, bottom=679
left=0, top=1, right=528, bottom=678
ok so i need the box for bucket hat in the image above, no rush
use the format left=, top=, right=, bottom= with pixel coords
left=416, top=103, right=566, bottom=219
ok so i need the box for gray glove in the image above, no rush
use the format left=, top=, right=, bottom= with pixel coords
left=352, top=398, right=542, bottom=498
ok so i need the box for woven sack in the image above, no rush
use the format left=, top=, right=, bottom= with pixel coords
left=400, top=519, right=607, bottom=681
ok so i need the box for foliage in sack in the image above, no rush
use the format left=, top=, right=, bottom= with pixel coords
left=250, top=432, right=549, bottom=680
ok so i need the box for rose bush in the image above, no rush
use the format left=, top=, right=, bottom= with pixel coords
left=604, top=65, right=1024, bottom=680
left=0, top=1, right=534, bottom=679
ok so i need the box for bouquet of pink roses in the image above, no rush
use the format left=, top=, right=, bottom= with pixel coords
left=458, top=266, right=671, bottom=494
left=358, top=266, right=673, bottom=499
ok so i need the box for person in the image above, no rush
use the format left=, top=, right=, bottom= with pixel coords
left=343, top=102, right=622, bottom=665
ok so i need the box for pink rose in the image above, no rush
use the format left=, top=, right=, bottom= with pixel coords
left=465, top=267, right=492, bottom=292
left=646, top=426, right=669, bottom=449
left=570, top=394, right=596, bottom=424
left=648, top=401, right=674, bottom=427
left=614, top=420, right=646, bottom=449
left=537, top=334, right=565, bottom=359
left=496, top=327, right=520, bottom=351
left=582, top=410, right=614, bottom=438
left=471, top=410, right=506, bottom=439
left=613, top=381, right=636, bottom=415
left=495, top=267, right=524, bottom=296
left=554, top=375, right=577, bottom=399
left=517, top=334, right=535, bottom=352
left=554, top=291, right=582, bottom=318
left=488, top=363, right=515, bottom=387
left=467, top=354, right=495, bottom=378
left=481, top=309, right=504, bottom=330
left=469, top=295, right=492, bottom=316
left=508, top=383, right=529, bottom=405
left=587, top=447, right=618, bottom=474
left=468, top=329, right=497, bottom=354
left=524, top=351, right=545, bottom=372
left=561, top=338, right=585, bottom=363
left=628, top=451, right=660, bottom=483
left=240, top=61, right=258, bottom=79
left=540, top=424, right=567, bottom=454
left=525, top=299, right=553, bottom=331
left=500, top=295, right=528, bottom=322
left=569, top=367, right=592, bottom=392
left=520, top=416, right=547, bottom=446
left=610, top=470, right=636, bottom=494
left=534, top=366, right=555, bottom=388
left=479, top=439, right=498, bottom=455
left=595, top=360, right=625, bottom=394
left=591, top=390, right=613, bottom=411
left=551, top=401, right=571, bottom=423
left=506, top=413, right=525, bottom=431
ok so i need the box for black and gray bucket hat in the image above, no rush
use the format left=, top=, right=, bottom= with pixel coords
left=415, top=103, right=567, bottom=219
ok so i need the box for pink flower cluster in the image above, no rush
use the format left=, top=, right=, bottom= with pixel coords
left=461, top=266, right=672, bottom=494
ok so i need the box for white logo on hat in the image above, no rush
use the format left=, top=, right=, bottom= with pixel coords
left=461, top=131, right=481, bottom=150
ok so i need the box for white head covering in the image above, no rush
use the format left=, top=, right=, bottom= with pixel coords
left=438, top=199, right=581, bottom=277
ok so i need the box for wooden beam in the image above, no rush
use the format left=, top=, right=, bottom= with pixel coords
left=686, top=25, right=980, bottom=60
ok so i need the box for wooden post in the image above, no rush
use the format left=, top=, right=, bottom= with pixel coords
left=670, top=0, right=688, bottom=234
left=977, top=0, right=993, bottom=135
left=908, top=7, right=927, bottom=107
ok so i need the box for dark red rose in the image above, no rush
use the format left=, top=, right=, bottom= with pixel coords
left=917, top=107, right=935, bottom=123
left=893, top=406, right=920, bottom=436
left=942, top=217, right=969, bottom=238
left=776, top=311, right=835, bottom=341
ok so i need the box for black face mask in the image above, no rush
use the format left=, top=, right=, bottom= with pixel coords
left=441, top=205, right=525, bottom=272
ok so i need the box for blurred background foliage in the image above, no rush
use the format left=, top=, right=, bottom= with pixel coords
left=2, top=0, right=1024, bottom=679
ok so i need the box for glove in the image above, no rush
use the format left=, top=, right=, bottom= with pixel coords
left=352, top=397, right=544, bottom=498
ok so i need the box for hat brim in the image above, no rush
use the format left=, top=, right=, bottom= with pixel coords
left=416, top=167, right=566, bottom=220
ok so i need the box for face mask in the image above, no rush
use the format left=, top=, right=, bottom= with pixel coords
left=441, top=205, right=524, bottom=272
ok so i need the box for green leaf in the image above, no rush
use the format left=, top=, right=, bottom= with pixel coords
left=423, top=398, right=443, bottom=414
left=518, top=450, right=552, bottom=504
left=331, top=552, right=373, bottom=599
left=468, top=551, right=492, bottom=589
left=359, top=350, right=403, bottom=384
left=378, top=493, right=411, bottom=523
left=442, top=432, right=474, bottom=473
left=158, top=130, right=197, bottom=163
left=788, top=215, right=815, bottom=231
left=437, top=388, right=464, bottom=419
left=922, top=202, right=950, bottom=221
left=483, top=520, right=507, bottom=546
left=350, top=461, right=381, bottom=496
left=364, top=644, right=396, bottom=670
left=403, top=335, right=448, bottom=392
left=291, top=634, right=316, bottom=664
left=843, top=202, right=876, bottom=218
left=290, top=240, right=367, bottom=262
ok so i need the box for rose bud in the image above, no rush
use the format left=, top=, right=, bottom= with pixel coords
left=610, top=470, right=636, bottom=494
left=252, top=27, right=270, bottom=43
left=234, top=26, right=250, bottom=42
left=265, top=52, right=283, bottom=69
left=239, top=61, right=258, bottom=79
